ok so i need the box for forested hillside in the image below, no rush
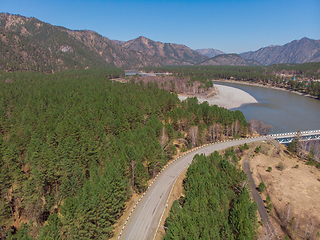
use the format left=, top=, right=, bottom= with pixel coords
left=0, top=13, right=166, bottom=72
left=164, top=151, right=258, bottom=239
left=0, top=69, right=249, bottom=239
left=0, top=15, right=114, bottom=72
left=114, top=36, right=208, bottom=65
left=198, top=54, right=261, bottom=66
left=0, top=13, right=204, bottom=72
left=1, top=13, right=319, bottom=73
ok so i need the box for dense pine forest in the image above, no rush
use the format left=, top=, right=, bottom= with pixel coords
left=0, top=68, right=250, bottom=239
left=164, top=150, right=258, bottom=239
left=142, top=63, right=320, bottom=97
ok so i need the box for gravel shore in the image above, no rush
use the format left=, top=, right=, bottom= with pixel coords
left=178, top=84, right=258, bottom=109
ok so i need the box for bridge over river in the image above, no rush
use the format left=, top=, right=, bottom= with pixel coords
left=119, top=130, right=320, bottom=240
left=271, top=130, right=320, bottom=144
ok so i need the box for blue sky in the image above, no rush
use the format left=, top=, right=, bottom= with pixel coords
left=1, top=0, right=319, bottom=53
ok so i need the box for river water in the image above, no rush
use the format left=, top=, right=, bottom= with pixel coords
left=125, top=71, right=319, bottom=133
left=214, top=81, right=320, bottom=133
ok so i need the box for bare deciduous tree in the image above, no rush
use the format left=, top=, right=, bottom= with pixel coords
left=286, top=203, right=291, bottom=227
left=234, top=119, right=240, bottom=136
left=249, top=119, right=273, bottom=136
left=131, top=161, right=136, bottom=188
left=248, top=119, right=258, bottom=135
left=261, top=124, right=273, bottom=135
left=208, top=124, right=216, bottom=143
left=295, top=131, right=303, bottom=156
left=216, top=123, right=222, bottom=141
left=294, top=214, right=300, bottom=238
left=160, top=125, right=168, bottom=152
left=300, top=141, right=308, bottom=159
left=313, top=141, right=320, bottom=163
left=189, top=125, right=198, bottom=148
left=225, top=125, right=230, bottom=138
left=231, top=122, right=235, bottom=137
left=200, top=128, right=208, bottom=145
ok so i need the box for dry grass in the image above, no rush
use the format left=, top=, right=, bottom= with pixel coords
left=249, top=142, right=320, bottom=239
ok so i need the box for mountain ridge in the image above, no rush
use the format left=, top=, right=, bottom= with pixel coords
left=0, top=13, right=319, bottom=72
left=112, top=36, right=209, bottom=65
left=240, top=37, right=320, bottom=65
left=198, top=54, right=261, bottom=66
left=0, top=13, right=171, bottom=71
left=195, top=48, right=225, bottom=58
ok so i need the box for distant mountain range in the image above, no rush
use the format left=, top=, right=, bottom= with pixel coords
left=195, top=48, right=225, bottom=58
left=113, top=36, right=208, bottom=65
left=199, top=54, right=261, bottom=66
left=240, top=37, right=320, bottom=65
left=0, top=13, right=319, bottom=72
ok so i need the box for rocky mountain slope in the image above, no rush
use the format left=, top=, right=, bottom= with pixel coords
left=198, top=54, right=261, bottom=66
left=0, top=13, right=169, bottom=72
left=113, top=36, right=208, bottom=65
left=240, top=37, right=320, bottom=65
left=1, top=13, right=319, bottom=72
left=0, top=13, right=207, bottom=72
left=195, top=48, right=225, bottom=58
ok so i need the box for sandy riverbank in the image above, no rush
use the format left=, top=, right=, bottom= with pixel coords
left=178, top=84, right=258, bottom=109
left=214, top=79, right=319, bottom=100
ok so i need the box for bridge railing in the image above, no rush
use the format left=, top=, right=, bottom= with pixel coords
left=269, top=130, right=320, bottom=138
left=269, top=130, right=320, bottom=144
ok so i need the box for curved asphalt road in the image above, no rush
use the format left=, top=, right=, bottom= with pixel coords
left=119, top=136, right=267, bottom=240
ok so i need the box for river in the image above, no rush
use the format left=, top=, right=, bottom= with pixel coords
left=125, top=71, right=320, bottom=133
left=214, top=81, right=320, bottom=133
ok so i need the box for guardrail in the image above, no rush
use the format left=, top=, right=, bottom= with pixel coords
left=118, top=129, right=320, bottom=239
left=118, top=134, right=266, bottom=239
left=269, top=129, right=320, bottom=138
left=269, top=130, right=320, bottom=144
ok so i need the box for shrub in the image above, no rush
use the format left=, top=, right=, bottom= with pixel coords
left=258, top=220, right=264, bottom=226
left=181, top=146, right=187, bottom=152
left=277, top=161, right=285, bottom=171
left=239, top=145, right=245, bottom=152
left=306, top=161, right=320, bottom=169
left=177, top=131, right=184, bottom=139
left=266, top=195, right=271, bottom=205
left=267, top=203, right=273, bottom=213
left=258, top=181, right=266, bottom=193
left=267, top=167, right=272, bottom=172
left=308, top=149, right=315, bottom=161
left=289, top=217, right=295, bottom=226
left=244, top=143, right=249, bottom=150
left=254, top=146, right=261, bottom=153
left=287, top=140, right=296, bottom=153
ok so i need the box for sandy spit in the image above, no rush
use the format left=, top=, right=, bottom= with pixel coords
left=178, top=84, right=258, bottom=109
left=214, top=80, right=319, bottom=100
